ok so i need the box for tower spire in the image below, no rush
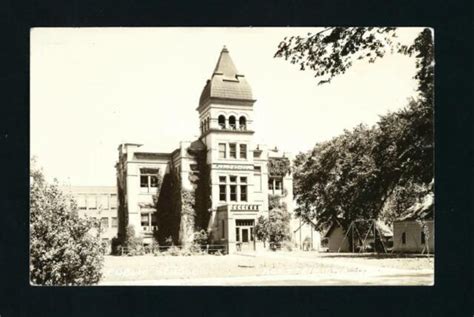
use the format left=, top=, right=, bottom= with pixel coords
left=212, top=45, right=240, bottom=79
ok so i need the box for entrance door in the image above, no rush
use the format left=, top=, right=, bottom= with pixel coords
left=235, top=219, right=255, bottom=251
left=242, top=229, right=249, bottom=243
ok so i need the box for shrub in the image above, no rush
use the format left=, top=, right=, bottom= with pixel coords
left=111, top=237, right=121, bottom=255
left=30, top=164, right=104, bottom=285
left=164, top=245, right=181, bottom=256
left=123, top=225, right=144, bottom=255
left=282, top=241, right=294, bottom=251
left=193, top=229, right=208, bottom=245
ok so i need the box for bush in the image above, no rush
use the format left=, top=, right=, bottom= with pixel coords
left=123, top=225, right=144, bottom=255
left=30, top=165, right=104, bottom=285
left=111, top=237, right=121, bottom=255
left=164, top=245, right=181, bottom=256
left=193, top=229, right=208, bottom=245
left=282, top=241, right=294, bottom=251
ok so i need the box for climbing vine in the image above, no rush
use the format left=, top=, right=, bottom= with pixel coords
left=154, top=143, right=211, bottom=247
left=187, top=144, right=211, bottom=232
left=268, top=157, right=291, bottom=177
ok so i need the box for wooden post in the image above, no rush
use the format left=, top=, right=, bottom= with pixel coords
left=373, top=220, right=376, bottom=253
left=299, top=218, right=302, bottom=250
left=351, top=224, right=354, bottom=253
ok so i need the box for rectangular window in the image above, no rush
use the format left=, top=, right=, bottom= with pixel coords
left=229, top=143, right=237, bottom=158
left=77, top=194, right=87, bottom=210
left=236, top=219, right=255, bottom=226
left=87, top=195, right=97, bottom=210
left=221, top=220, right=225, bottom=239
left=230, top=176, right=237, bottom=183
left=219, top=176, right=226, bottom=183
left=421, top=231, right=426, bottom=244
left=140, top=175, right=149, bottom=188
left=268, top=179, right=274, bottom=190
left=402, top=232, right=406, bottom=244
left=239, top=144, right=247, bottom=159
left=240, top=177, right=247, bottom=183
left=275, top=179, right=282, bottom=190
left=100, top=217, right=109, bottom=228
left=240, top=185, right=247, bottom=202
left=141, top=213, right=149, bottom=227
left=151, top=213, right=158, bottom=226
left=254, top=173, right=262, bottom=192
left=98, top=194, right=109, bottom=210
left=236, top=228, right=240, bottom=242
left=150, top=175, right=158, bottom=187
left=218, top=143, right=226, bottom=159
left=111, top=217, right=118, bottom=228
left=230, top=185, right=237, bottom=201
left=219, top=185, right=227, bottom=201
left=140, top=168, right=159, bottom=192
left=110, top=194, right=117, bottom=209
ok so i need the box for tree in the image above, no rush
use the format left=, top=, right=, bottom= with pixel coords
left=254, top=216, right=269, bottom=246
left=266, top=207, right=291, bottom=244
left=274, top=27, right=433, bottom=96
left=30, top=160, right=104, bottom=285
left=277, top=28, right=434, bottom=229
left=255, top=199, right=291, bottom=246
left=293, top=124, right=381, bottom=230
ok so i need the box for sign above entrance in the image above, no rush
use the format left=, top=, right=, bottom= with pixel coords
left=230, top=204, right=260, bottom=212
left=212, top=163, right=253, bottom=171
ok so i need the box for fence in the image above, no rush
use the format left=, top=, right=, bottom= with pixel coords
left=117, top=244, right=228, bottom=256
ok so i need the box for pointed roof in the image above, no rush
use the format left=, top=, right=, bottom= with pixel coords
left=198, top=46, right=254, bottom=110
left=212, top=46, right=241, bottom=78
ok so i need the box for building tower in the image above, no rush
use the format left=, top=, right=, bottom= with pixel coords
left=197, top=46, right=267, bottom=252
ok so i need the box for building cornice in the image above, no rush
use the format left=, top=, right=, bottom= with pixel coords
left=200, top=128, right=255, bottom=138
left=196, top=97, right=256, bottom=112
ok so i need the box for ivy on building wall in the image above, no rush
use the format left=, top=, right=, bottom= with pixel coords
left=268, top=157, right=291, bottom=177
left=268, top=194, right=282, bottom=210
left=179, top=189, right=196, bottom=247
left=188, top=145, right=212, bottom=233
left=154, top=142, right=211, bottom=247
left=116, top=176, right=128, bottom=244
left=155, top=168, right=181, bottom=245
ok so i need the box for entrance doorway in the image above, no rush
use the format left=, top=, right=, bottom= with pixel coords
left=236, top=219, right=255, bottom=251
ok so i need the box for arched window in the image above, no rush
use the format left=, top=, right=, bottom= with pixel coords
left=229, top=116, right=236, bottom=130
left=218, top=115, right=226, bottom=129
left=239, top=116, right=247, bottom=130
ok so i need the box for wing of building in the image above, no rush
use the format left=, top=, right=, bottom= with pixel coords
left=115, top=47, right=296, bottom=253
left=61, top=185, right=118, bottom=253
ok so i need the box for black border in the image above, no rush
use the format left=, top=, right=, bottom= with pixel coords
left=1, top=0, right=472, bottom=316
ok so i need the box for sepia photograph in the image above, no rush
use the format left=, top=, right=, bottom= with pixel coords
left=30, top=27, right=434, bottom=286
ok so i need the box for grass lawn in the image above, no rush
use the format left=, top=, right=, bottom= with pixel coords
left=100, top=251, right=434, bottom=284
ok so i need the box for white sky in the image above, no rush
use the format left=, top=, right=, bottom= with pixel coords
left=31, top=27, right=422, bottom=186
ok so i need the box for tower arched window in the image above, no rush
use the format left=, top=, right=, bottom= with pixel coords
left=239, top=116, right=247, bottom=130
left=229, top=116, right=236, bottom=130
left=218, top=115, right=226, bottom=129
